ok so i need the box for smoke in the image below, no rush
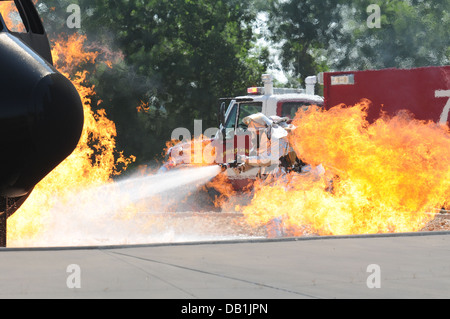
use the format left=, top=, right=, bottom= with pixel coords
left=8, top=166, right=229, bottom=247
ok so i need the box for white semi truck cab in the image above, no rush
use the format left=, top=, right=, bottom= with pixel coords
left=218, top=74, right=323, bottom=136
left=214, top=74, right=324, bottom=189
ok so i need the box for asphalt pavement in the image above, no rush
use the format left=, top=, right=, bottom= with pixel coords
left=1, top=231, right=450, bottom=299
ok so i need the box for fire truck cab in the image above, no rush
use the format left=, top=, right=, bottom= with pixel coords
left=216, top=74, right=324, bottom=189
left=218, top=74, right=323, bottom=134
left=161, top=74, right=324, bottom=189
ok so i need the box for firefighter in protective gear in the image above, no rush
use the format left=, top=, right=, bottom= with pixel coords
left=236, top=113, right=294, bottom=174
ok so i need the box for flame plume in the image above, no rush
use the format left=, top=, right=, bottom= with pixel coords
left=241, top=101, right=450, bottom=236
left=8, top=33, right=135, bottom=242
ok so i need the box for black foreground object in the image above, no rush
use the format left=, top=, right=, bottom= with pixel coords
left=0, top=0, right=84, bottom=246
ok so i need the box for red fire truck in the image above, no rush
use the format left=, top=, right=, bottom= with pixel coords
left=161, top=74, right=324, bottom=189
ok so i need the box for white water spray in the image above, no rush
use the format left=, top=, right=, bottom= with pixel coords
left=10, top=165, right=234, bottom=247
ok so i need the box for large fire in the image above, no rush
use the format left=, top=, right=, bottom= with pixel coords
left=239, top=100, right=450, bottom=236
left=3, top=1, right=449, bottom=244
left=8, top=33, right=135, bottom=242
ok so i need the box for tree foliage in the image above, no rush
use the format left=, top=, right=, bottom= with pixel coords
left=38, top=0, right=268, bottom=166
left=262, top=0, right=449, bottom=77
left=330, top=0, right=450, bottom=70
left=263, top=0, right=345, bottom=85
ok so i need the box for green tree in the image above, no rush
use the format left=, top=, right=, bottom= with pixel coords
left=262, top=0, right=345, bottom=86
left=330, top=0, right=450, bottom=70
left=37, top=0, right=268, bottom=166
left=261, top=0, right=449, bottom=82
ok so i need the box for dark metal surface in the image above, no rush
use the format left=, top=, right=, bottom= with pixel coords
left=0, top=0, right=84, bottom=246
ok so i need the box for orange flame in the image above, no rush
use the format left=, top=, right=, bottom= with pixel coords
left=0, top=1, right=26, bottom=32
left=240, top=101, right=450, bottom=236
left=136, top=100, right=150, bottom=113
left=8, top=33, right=135, bottom=241
left=205, top=173, right=236, bottom=208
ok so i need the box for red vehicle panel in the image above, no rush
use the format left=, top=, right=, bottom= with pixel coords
left=212, top=133, right=250, bottom=165
left=322, top=66, right=450, bottom=124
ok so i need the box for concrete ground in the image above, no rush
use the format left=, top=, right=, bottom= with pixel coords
left=1, top=231, right=450, bottom=299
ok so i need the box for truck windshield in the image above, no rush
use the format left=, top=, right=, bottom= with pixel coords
left=238, top=102, right=262, bottom=128
left=224, top=102, right=262, bottom=130
left=280, top=102, right=313, bottom=119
